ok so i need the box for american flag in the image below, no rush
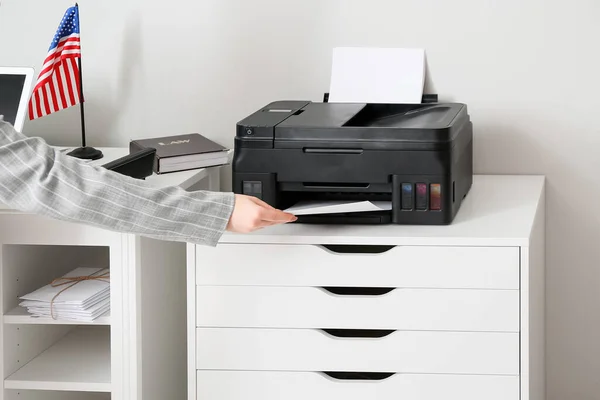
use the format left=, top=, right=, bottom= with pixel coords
left=28, top=5, right=82, bottom=120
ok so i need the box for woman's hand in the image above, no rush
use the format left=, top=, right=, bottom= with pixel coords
left=226, top=194, right=297, bottom=233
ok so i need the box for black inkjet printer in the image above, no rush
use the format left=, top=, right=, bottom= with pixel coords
left=232, top=94, right=473, bottom=225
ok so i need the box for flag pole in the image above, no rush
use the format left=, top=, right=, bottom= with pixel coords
left=78, top=51, right=86, bottom=148
left=67, top=2, right=103, bottom=160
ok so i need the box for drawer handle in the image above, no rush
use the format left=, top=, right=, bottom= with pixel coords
left=321, top=244, right=395, bottom=254
left=322, top=371, right=395, bottom=381
left=321, top=287, right=395, bottom=296
left=321, top=329, right=395, bottom=338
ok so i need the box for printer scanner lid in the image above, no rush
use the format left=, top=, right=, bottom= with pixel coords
left=236, top=101, right=470, bottom=150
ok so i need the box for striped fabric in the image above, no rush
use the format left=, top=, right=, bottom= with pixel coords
left=0, top=116, right=235, bottom=246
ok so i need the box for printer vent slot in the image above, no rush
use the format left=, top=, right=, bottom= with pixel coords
left=303, top=148, right=363, bottom=154
left=303, top=182, right=369, bottom=189
left=322, top=372, right=395, bottom=381
left=453, top=180, right=456, bottom=203
left=321, top=244, right=394, bottom=254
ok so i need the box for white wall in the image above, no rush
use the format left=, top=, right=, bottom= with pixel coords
left=2, top=0, right=599, bottom=398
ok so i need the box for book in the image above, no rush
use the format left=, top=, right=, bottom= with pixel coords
left=129, top=133, right=229, bottom=174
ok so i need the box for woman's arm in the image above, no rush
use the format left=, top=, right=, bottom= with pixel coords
left=0, top=116, right=235, bottom=246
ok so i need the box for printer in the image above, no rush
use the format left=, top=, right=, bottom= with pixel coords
left=232, top=99, right=473, bottom=225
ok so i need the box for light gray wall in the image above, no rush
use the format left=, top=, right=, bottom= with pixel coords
left=1, top=1, right=598, bottom=398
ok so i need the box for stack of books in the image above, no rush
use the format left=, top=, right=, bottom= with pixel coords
left=129, top=133, right=230, bottom=174
left=19, top=267, right=110, bottom=322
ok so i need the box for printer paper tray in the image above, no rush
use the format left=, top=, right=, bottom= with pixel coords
left=295, top=212, right=391, bottom=225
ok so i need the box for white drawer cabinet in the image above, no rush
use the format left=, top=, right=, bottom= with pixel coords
left=196, top=371, right=520, bottom=400
left=187, top=175, right=546, bottom=400
left=195, top=244, right=520, bottom=289
left=195, top=286, right=519, bottom=331
left=195, top=328, right=519, bottom=375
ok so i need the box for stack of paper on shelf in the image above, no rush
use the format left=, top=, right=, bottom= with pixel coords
left=19, top=267, right=110, bottom=322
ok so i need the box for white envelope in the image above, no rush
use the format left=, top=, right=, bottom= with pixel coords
left=20, top=267, right=109, bottom=304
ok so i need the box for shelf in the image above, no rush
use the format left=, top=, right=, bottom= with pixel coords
left=5, top=326, right=111, bottom=392
left=4, top=306, right=111, bottom=325
left=4, top=390, right=111, bottom=400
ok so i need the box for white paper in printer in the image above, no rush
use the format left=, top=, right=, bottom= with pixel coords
left=285, top=47, right=424, bottom=216
left=328, top=47, right=426, bottom=104
left=284, top=200, right=392, bottom=216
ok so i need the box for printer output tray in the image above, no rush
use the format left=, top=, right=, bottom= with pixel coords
left=296, top=211, right=392, bottom=224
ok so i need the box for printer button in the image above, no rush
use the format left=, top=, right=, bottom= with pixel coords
left=242, top=181, right=263, bottom=198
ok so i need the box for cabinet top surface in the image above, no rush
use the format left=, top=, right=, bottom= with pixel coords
left=219, top=175, right=545, bottom=247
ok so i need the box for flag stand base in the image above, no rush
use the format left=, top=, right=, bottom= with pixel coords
left=67, top=146, right=103, bottom=160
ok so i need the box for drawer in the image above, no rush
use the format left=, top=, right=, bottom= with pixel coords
left=196, top=244, right=519, bottom=289
left=195, top=328, right=519, bottom=375
left=196, top=286, right=519, bottom=332
left=196, top=370, right=519, bottom=400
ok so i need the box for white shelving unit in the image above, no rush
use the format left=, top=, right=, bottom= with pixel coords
left=0, top=147, right=224, bottom=400
left=4, top=326, right=111, bottom=392
left=4, top=307, right=110, bottom=325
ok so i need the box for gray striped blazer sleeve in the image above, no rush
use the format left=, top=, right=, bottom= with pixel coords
left=0, top=116, right=235, bottom=246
